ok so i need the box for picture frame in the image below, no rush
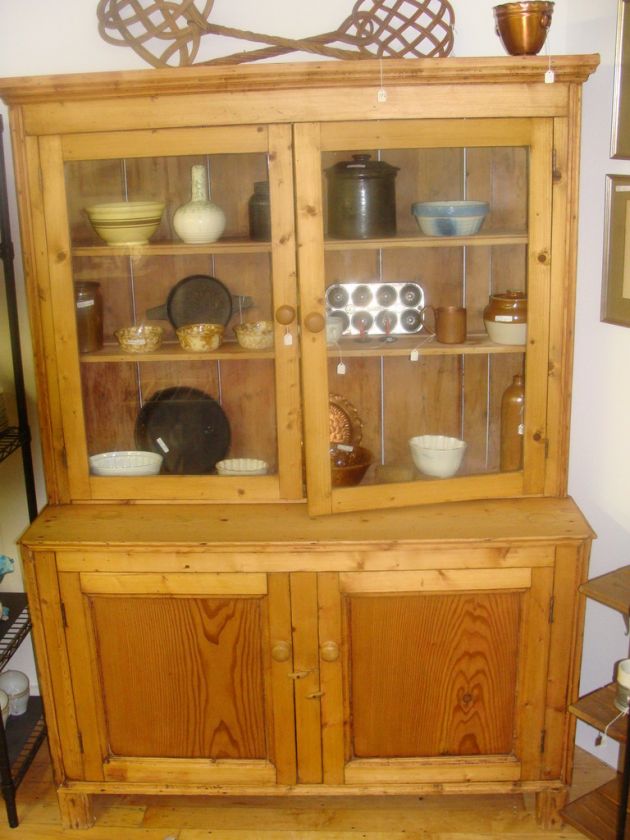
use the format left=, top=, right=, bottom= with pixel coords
left=611, top=0, right=630, bottom=158
left=601, top=174, right=630, bottom=326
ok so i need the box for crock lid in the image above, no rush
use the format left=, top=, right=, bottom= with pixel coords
left=325, top=154, right=399, bottom=179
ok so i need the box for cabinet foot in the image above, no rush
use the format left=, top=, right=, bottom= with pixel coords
left=535, top=786, right=568, bottom=828
left=57, top=789, right=95, bottom=829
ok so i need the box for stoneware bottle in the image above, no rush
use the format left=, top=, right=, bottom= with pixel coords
left=173, top=164, right=226, bottom=244
left=500, top=373, right=525, bottom=471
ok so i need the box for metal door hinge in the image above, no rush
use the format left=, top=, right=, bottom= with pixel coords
left=60, top=601, right=67, bottom=628
left=540, top=729, right=546, bottom=753
left=77, top=731, right=83, bottom=754
left=548, top=595, right=555, bottom=624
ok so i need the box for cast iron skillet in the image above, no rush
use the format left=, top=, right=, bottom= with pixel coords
left=135, top=386, right=230, bottom=474
left=145, top=274, right=236, bottom=328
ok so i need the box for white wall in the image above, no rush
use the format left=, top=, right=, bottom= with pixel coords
left=0, top=0, right=627, bottom=764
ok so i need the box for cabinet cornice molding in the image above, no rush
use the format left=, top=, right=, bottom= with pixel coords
left=0, top=55, right=599, bottom=106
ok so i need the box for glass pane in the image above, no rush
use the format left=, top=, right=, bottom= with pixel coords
left=66, top=152, right=278, bottom=479
left=322, top=144, right=528, bottom=490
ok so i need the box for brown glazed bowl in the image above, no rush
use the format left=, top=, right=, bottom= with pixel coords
left=494, top=2, right=554, bottom=56
left=330, top=444, right=372, bottom=487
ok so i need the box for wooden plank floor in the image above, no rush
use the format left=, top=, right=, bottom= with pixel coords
left=0, top=744, right=616, bottom=838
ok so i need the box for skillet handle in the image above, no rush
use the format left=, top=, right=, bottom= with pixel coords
left=145, top=303, right=168, bottom=321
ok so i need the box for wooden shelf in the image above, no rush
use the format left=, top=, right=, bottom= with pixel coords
left=323, top=231, right=528, bottom=251
left=563, top=777, right=630, bottom=840
left=72, top=237, right=272, bottom=257
left=79, top=341, right=275, bottom=363
left=580, top=566, right=630, bottom=615
left=570, top=683, right=628, bottom=743
left=328, top=333, right=525, bottom=357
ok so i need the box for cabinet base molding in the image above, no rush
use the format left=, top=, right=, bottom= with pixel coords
left=58, top=780, right=569, bottom=830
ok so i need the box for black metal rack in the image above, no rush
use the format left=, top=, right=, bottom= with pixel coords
left=562, top=566, right=630, bottom=840
left=0, top=115, right=45, bottom=827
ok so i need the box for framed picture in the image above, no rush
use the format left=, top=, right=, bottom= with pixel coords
left=612, top=0, right=630, bottom=158
left=602, top=175, right=630, bottom=326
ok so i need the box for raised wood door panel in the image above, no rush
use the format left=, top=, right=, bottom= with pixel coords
left=58, top=569, right=296, bottom=786
left=318, top=564, right=554, bottom=786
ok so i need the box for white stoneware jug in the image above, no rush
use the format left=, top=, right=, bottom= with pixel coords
left=173, top=164, right=226, bottom=244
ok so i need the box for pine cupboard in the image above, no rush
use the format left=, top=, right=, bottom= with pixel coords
left=0, top=55, right=598, bottom=829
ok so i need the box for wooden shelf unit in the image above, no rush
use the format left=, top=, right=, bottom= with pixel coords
left=562, top=566, right=630, bottom=840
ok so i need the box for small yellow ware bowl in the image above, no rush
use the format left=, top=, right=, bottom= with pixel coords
left=233, top=320, right=274, bottom=350
left=176, top=323, right=224, bottom=352
left=115, top=325, right=163, bottom=353
left=86, top=200, right=165, bottom=245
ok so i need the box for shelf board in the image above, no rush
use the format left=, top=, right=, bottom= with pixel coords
left=562, top=776, right=630, bottom=840
left=570, top=683, right=629, bottom=743
left=71, top=232, right=527, bottom=258
left=80, top=341, right=275, bottom=362
left=581, top=566, right=630, bottom=616
left=323, top=231, right=528, bottom=250
left=80, top=334, right=525, bottom=362
left=329, top=333, right=525, bottom=357
left=72, top=237, right=272, bottom=257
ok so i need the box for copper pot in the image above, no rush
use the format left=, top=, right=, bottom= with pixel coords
left=494, top=2, right=554, bottom=56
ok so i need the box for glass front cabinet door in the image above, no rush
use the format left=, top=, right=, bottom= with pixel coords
left=7, top=58, right=595, bottom=514
left=296, top=117, right=553, bottom=515
left=41, top=124, right=303, bottom=503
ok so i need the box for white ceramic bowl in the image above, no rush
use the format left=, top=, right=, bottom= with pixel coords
left=409, top=435, right=467, bottom=478
left=484, top=320, right=527, bottom=345
left=411, top=201, right=489, bottom=236
left=86, top=201, right=165, bottom=245
left=89, top=451, right=163, bottom=476
left=0, top=670, right=29, bottom=716
left=216, top=458, right=268, bottom=476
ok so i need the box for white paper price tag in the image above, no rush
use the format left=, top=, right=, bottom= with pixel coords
left=410, top=349, right=419, bottom=362
left=283, top=331, right=293, bottom=346
left=337, top=362, right=346, bottom=375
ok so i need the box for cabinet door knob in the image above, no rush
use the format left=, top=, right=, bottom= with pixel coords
left=275, top=305, right=296, bottom=325
left=320, top=641, right=340, bottom=662
left=271, top=641, right=292, bottom=662
left=304, top=312, right=325, bottom=333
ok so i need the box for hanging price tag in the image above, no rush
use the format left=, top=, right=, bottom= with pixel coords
left=410, top=349, right=419, bottom=362
left=283, top=330, right=293, bottom=346
left=544, top=69, right=555, bottom=84
left=377, top=88, right=388, bottom=103
left=337, top=361, right=346, bottom=375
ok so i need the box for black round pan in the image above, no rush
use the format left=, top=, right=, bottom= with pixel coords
left=146, top=274, right=233, bottom=328
left=135, top=386, right=230, bottom=474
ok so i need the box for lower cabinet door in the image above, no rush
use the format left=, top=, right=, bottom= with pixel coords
left=58, top=569, right=296, bottom=786
left=317, top=564, right=554, bottom=787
